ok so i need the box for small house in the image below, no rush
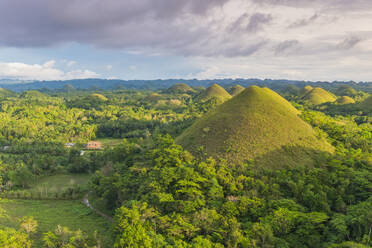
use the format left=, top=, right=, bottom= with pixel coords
left=86, top=141, right=102, bottom=150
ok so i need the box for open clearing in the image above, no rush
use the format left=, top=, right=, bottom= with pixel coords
left=0, top=199, right=112, bottom=247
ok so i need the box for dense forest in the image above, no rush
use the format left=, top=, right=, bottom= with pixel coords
left=0, top=82, right=371, bottom=248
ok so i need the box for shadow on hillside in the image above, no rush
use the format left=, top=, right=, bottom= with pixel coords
left=194, top=144, right=334, bottom=170
left=246, top=145, right=332, bottom=170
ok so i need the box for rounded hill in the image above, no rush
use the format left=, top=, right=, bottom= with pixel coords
left=359, top=95, right=372, bottom=111
left=337, top=96, right=355, bottom=105
left=229, top=85, right=245, bottom=97
left=89, top=93, right=108, bottom=101
left=196, top=84, right=232, bottom=103
left=302, top=87, right=337, bottom=105
left=167, top=83, right=195, bottom=94
left=300, top=85, right=313, bottom=96
left=336, top=85, right=358, bottom=97
left=0, top=88, right=14, bottom=97
left=177, top=86, right=333, bottom=168
left=21, top=90, right=47, bottom=99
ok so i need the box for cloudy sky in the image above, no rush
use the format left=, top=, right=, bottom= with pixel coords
left=1, top=0, right=372, bottom=81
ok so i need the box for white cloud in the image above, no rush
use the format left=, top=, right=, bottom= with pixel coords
left=66, top=60, right=77, bottom=67
left=129, top=65, right=137, bottom=71
left=105, top=65, right=113, bottom=70
left=0, top=61, right=99, bottom=80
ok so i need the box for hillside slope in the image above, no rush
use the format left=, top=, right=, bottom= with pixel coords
left=177, top=86, right=333, bottom=168
left=302, top=87, right=337, bottom=105
left=229, top=85, right=245, bottom=97
left=196, top=84, right=232, bottom=103
left=167, top=83, right=195, bottom=94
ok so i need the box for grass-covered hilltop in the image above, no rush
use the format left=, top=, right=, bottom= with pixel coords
left=0, top=80, right=370, bottom=248
left=228, top=84, right=245, bottom=97
left=337, top=96, right=355, bottom=105
left=196, top=83, right=232, bottom=103
left=177, top=86, right=334, bottom=167
left=301, top=87, right=337, bottom=105
left=166, top=83, right=196, bottom=94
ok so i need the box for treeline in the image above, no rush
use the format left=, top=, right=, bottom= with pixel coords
left=88, top=134, right=371, bottom=247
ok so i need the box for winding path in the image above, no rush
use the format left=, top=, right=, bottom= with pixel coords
left=83, top=193, right=113, bottom=223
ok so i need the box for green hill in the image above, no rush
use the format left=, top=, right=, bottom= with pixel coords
left=0, top=88, right=14, bottom=97
left=145, top=93, right=162, bottom=103
left=300, top=85, right=313, bottom=96
left=20, top=90, right=47, bottom=99
left=196, top=84, right=232, bottom=103
left=337, top=96, right=355, bottom=105
left=89, top=93, right=108, bottom=101
left=167, top=83, right=195, bottom=94
left=336, top=85, right=358, bottom=97
left=177, top=86, right=333, bottom=168
left=302, top=87, right=337, bottom=105
left=359, top=95, right=372, bottom=111
left=229, top=85, right=245, bottom=97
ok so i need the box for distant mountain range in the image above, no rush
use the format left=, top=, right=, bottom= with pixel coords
left=0, top=78, right=371, bottom=93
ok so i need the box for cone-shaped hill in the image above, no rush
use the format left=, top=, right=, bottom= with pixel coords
left=337, top=96, right=355, bottom=105
left=302, top=87, right=337, bottom=105
left=177, top=86, right=333, bottom=168
left=196, top=84, right=232, bottom=103
left=167, top=83, right=195, bottom=94
left=300, top=85, right=313, bottom=96
left=229, top=85, right=245, bottom=97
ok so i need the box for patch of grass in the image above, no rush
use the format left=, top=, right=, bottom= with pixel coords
left=177, top=86, right=334, bottom=168
left=6, top=174, right=90, bottom=199
left=0, top=199, right=113, bottom=247
left=96, top=138, right=123, bottom=148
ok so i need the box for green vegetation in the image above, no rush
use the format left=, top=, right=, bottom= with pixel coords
left=228, top=84, right=245, bottom=97
left=177, top=86, right=333, bottom=167
left=196, top=84, right=232, bottom=103
left=0, top=83, right=370, bottom=247
left=0, top=199, right=112, bottom=247
left=166, top=83, right=196, bottom=94
left=300, top=85, right=313, bottom=95
left=337, top=96, right=355, bottom=105
left=335, top=85, right=358, bottom=97
left=3, top=174, right=90, bottom=200
left=359, top=95, right=372, bottom=111
left=96, top=138, right=123, bottom=148
left=302, top=87, right=337, bottom=105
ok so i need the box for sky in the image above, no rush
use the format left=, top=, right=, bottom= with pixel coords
left=0, top=0, right=372, bottom=81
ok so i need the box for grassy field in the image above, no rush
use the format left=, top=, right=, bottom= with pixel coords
left=5, top=174, right=91, bottom=199
left=96, top=138, right=123, bottom=148
left=0, top=199, right=113, bottom=247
